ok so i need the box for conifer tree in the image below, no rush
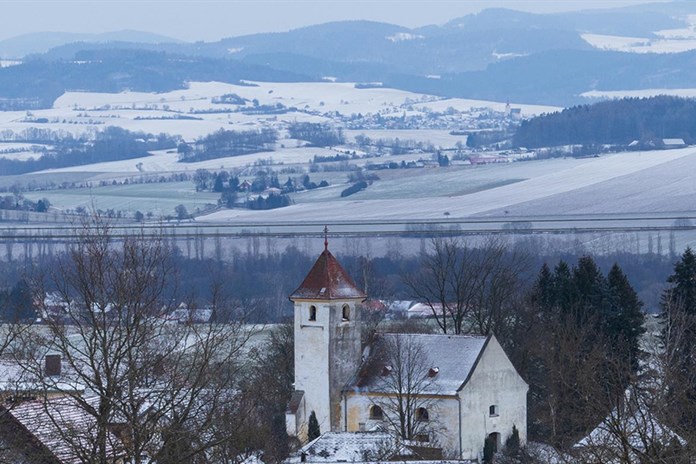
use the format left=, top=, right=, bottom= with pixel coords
left=308, top=411, right=320, bottom=441
left=504, top=425, right=521, bottom=457
left=606, top=263, right=645, bottom=371
left=660, top=247, right=696, bottom=430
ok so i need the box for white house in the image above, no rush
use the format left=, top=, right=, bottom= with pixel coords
left=286, top=242, right=528, bottom=460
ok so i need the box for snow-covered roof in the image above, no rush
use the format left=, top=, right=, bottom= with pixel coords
left=0, top=359, right=85, bottom=394
left=350, top=333, right=490, bottom=396
left=662, top=138, right=686, bottom=146
left=574, top=388, right=687, bottom=462
left=3, top=396, right=123, bottom=464
left=286, top=431, right=415, bottom=463
left=289, top=248, right=366, bottom=301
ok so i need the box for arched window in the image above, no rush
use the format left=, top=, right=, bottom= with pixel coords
left=309, top=305, right=317, bottom=321
left=342, top=304, right=350, bottom=321
left=369, top=405, right=383, bottom=420
left=416, top=407, right=429, bottom=422
left=489, top=404, right=499, bottom=417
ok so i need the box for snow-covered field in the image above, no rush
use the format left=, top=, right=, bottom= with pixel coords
left=344, top=129, right=467, bottom=148
left=199, top=147, right=696, bottom=222
left=23, top=182, right=220, bottom=215
left=35, top=146, right=340, bottom=175
left=482, top=150, right=696, bottom=216
left=0, top=81, right=557, bottom=145
left=0, top=143, right=48, bottom=161
left=582, top=16, right=696, bottom=53
left=581, top=33, right=696, bottom=53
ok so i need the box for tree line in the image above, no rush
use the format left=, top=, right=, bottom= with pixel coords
left=288, top=122, right=344, bottom=147
left=178, top=128, right=278, bottom=162
left=0, top=127, right=178, bottom=175
left=513, top=96, right=696, bottom=149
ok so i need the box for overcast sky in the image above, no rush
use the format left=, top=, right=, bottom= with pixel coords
left=1, top=0, right=670, bottom=42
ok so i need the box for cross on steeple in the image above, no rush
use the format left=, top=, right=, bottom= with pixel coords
left=324, top=225, right=329, bottom=251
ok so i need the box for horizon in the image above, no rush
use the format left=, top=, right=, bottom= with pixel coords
left=0, top=0, right=671, bottom=43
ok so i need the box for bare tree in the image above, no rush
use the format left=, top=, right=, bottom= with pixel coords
left=16, top=217, right=255, bottom=464
left=404, top=237, right=528, bottom=335
left=371, top=334, right=439, bottom=442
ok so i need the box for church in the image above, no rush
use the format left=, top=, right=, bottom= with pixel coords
left=285, top=241, right=528, bottom=461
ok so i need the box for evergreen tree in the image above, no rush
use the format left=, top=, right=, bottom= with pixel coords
left=531, top=263, right=554, bottom=314
left=660, top=247, right=696, bottom=430
left=308, top=411, right=320, bottom=441
left=7, top=279, right=35, bottom=321
left=606, top=263, right=645, bottom=371
left=552, top=260, right=575, bottom=315
left=504, top=425, right=521, bottom=457
left=572, top=255, right=608, bottom=323
left=663, top=247, right=696, bottom=313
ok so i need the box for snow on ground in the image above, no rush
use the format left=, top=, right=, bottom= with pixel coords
left=35, top=146, right=339, bottom=175
left=481, top=150, right=696, bottom=216
left=0, top=143, right=48, bottom=161
left=412, top=98, right=558, bottom=116
left=23, top=182, right=220, bottom=215
left=344, top=129, right=467, bottom=148
left=199, top=147, right=696, bottom=222
left=54, top=81, right=440, bottom=117
left=0, top=80, right=531, bottom=148
left=654, top=15, right=696, bottom=40
left=581, top=32, right=696, bottom=53
left=581, top=88, right=696, bottom=99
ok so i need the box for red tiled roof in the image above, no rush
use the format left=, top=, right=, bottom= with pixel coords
left=289, top=249, right=366, bottom=301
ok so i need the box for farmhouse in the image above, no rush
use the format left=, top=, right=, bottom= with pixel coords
left=285, top=241, right=528, bottom=461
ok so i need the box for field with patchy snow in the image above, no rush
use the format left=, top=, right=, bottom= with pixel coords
left=23, top=182, right=220, bottom=215
left=199, top=148, right=696, bottom=222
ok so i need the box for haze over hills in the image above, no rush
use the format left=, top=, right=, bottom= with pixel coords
left=2, top=2, right=696, bottom=107
left=0, top=30, right=184, bottom=58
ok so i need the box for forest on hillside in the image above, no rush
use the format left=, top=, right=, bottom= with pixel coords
left=513, top=96, right=696, bottom=149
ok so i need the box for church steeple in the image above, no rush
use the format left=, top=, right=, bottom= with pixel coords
left=287, top=235, right=366, bottom=440
left=289, top=244, right=366, bottom=301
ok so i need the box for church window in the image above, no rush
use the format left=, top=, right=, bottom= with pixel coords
left=309, top=305, right=317, bottom=321
left=416, top=407, right=429, bottom=422
left=489, top=404, right=499, bottom=417
left=342, top=304, right=350, bottom=321
left=369, top=405, right=383, bottom=420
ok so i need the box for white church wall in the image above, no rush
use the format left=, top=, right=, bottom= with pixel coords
left=294, top=300, right=332, bottom=434
left=344, top=393, right=461, bottom=455
left=458, top=336, right=528, bottom=460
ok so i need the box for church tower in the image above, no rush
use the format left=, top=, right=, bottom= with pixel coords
left=286, top=234, right=366, bottom=439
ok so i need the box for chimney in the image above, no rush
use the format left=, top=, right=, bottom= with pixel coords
left=44, top=354, right=61, bottom=377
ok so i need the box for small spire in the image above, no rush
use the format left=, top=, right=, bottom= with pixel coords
left=324, top=225, right=329, bottom=251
